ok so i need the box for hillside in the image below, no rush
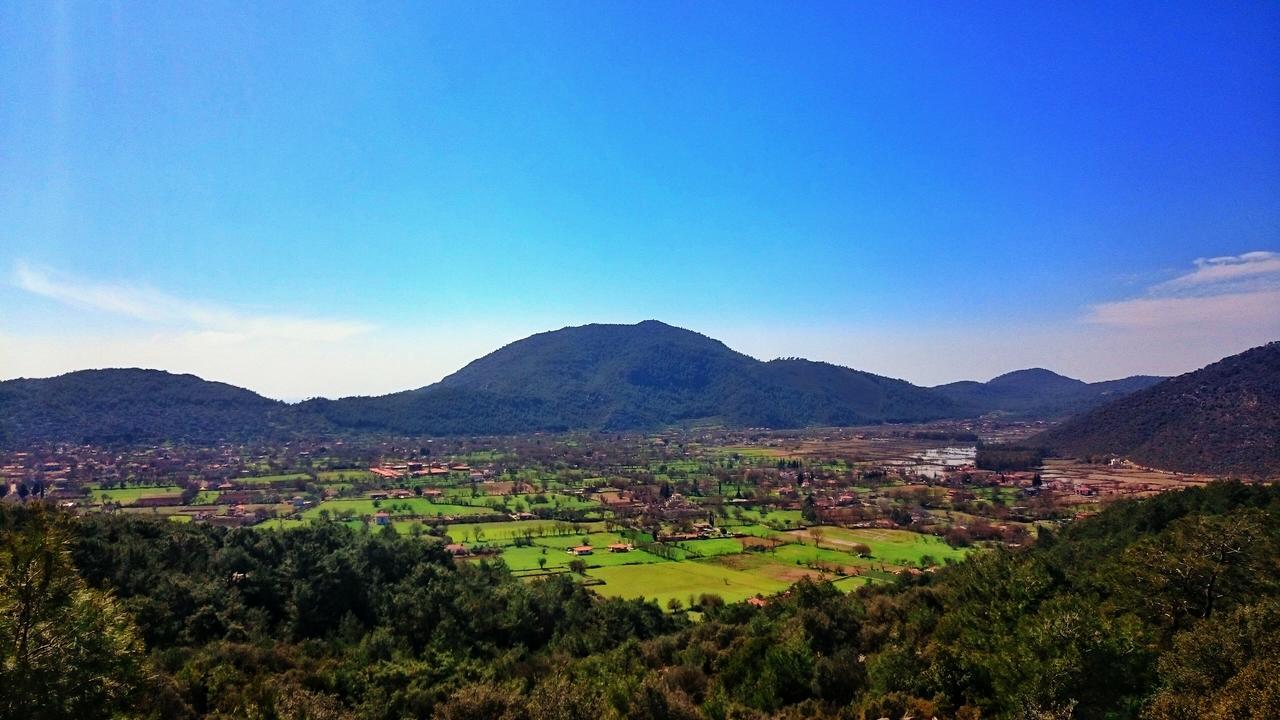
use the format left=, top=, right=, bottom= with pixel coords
left=1, top=321, right=1168, bottom=444
left=1034, top=341, right=1280, bottom=477
left=933, top=368, right=1164, bottom=418
left=305, top=321, right=962, bottom=433
left=0, top=369, right=300, bottom=445
left=7, top=481, right=1279, bottom=719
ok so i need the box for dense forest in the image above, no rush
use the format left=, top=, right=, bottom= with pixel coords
left=4, top=481, right=1278, bottom=719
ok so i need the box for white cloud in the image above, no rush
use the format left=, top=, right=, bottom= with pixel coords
left=13, top=261, right=373, bottom=341
left=1086, top=250, right=1280, bottom=328
left=1148, top=250, right=1280, bottom=296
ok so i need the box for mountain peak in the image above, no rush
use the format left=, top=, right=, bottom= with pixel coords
left=987, top=368, right=1084, bottom=388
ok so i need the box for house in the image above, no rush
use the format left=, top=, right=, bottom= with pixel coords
left=747, top=596, right=768, bottom=608
left=568, top=545, right=594, bottom=556
left=374, top=510, right=391, bottom=526
left=444, top=543, right=469, bottom=556
left=608, top=543, right=633, bottom=553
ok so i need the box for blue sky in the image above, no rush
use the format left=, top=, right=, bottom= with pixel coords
left=2, top=2, right=1278, bottom=398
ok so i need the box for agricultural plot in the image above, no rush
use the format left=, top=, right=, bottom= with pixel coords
left=671, top=537, right=748, bottom=558
left=233, top=473, right=311, bottom=485
left=444, top=519, right=607, bottom=542
left=794, top=526, right=969, bottom=567
left=317, top=469, right=376, bottom=483
left=496, top=544, right=668, bottom=573
left=95, top=485, right=183, bottom=505
left=299, top=498, right=497, bottom=520
left=724, top=508, right=804, bottom=528
left=586, top=556, right=812, bottom=606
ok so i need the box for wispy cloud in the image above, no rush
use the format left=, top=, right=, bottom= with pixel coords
left=1149, top=251, right=1280, bottom=295
left=13, top=261, right=374, bottom=342
left=1086, top=250, right=1280, bottom=328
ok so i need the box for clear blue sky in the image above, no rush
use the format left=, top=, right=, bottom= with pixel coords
left=2, top=2, right=1278, bottom=398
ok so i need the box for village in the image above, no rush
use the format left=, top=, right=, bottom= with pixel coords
left=0, top=422, right=1223, bottom=608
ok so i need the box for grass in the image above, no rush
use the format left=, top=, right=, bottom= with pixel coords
left=672, top=537, right=747, bottom=558
left=191, top=490, right=223, bottom=505
left=317, top=469, right=375, bottom=483
left=586, top=556, right=808, bottom=607
left=800, top=526, right=969, bottom=567
left=234, top=473, right=310, bottom=485
left=496, top=544, right=668, bottom=572
left=716, top=446, right=789, bottom=459
left=95, top=486, right=183, bottom=505
left=299, top=498, right=498, bottom=520
left=443, top=519, right=607, bottom=542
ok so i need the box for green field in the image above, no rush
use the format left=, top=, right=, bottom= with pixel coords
left=317, top=469, right=375, bottom=483
left=672, top=537, right=747, bottom=558
left=724, top=507, right=805, bottom=527
left=96, top=485, right=183, bottom=505
left=443, top=519, right=606, bottom=542
left=496, top=543, right=668, bottom=572
left=800, top=526, right=969, bottom=566
left=586, top=555, right=812, bottom=606
left=300, top=498, right=499, bottom=520
left=234, top=473, right=310, bottom=485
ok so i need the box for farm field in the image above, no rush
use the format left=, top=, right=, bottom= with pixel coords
left=317, top=469, right=376, bottom=483
left=95, top=485, right=183, bottom=504
left=299, top=498, right=498, bottom=520
left=587, top=555, right=818, bottom=606
left=497, top=544, right=668, bottom=572
left=444, top=519, right=607, bottom=542
left=793, top=526, right=970, bottom=566
left=233, top=473, right=311, bottom=485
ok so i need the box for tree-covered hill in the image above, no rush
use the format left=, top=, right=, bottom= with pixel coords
left=1034, top=341, right=1280, bottom=478
left=0, top=321, right=1168, bottom=444
left=308, top=321, right=963, bottom=433
left=0, top=368, right=305, bottom=446
left=4, top=481, right=1277, bottom=719
left=932, top=367, right=1164, bottom=418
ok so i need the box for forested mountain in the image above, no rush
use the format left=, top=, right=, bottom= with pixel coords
left=5, top=481, right=1278, bottom=719
left=1, top=321, right=1165, bottom=444
left=932, top=367, right=1164, bottom=418
left=305, top=321, right=961, bottom=433
left=0, top=369, right=304, bottom=446
left=1034, top=341, right=1280, bottom=478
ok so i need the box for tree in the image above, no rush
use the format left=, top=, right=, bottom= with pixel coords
left=0, top=507, right=150, bottom=720
left=801, top=493, right=817, bottom=523
left=568, top=559, right=587, bottom=575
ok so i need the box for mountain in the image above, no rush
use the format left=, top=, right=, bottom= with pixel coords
left=0, top=321, right=1168, bottom=445
left=303, top=321, right=962, bottom=433
left=933, top=368, right=1164, bottom=418
left=1033, top=342, right=1280, bottom=478
left=0, top=369, right=299, bottom=445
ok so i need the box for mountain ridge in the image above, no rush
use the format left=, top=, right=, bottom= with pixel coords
left=1033, top=341, right=1280, bottom=478
left=1, top=320, right=1167, bottom=445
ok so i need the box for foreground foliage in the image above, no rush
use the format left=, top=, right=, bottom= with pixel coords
left=2, top=481, right=1278, bottom=719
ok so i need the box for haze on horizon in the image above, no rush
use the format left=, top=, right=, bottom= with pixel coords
left=2, top=3, right=1278, bottom=400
